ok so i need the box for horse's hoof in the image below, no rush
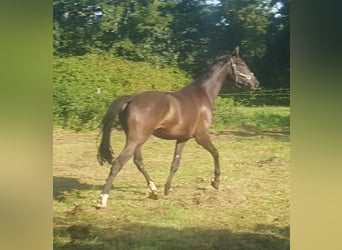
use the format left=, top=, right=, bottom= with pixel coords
left=95, top=204, right=107, bottom=209
left=211, top=180, right=219, bottom=190
left=148, top=190, right=159, bottom=200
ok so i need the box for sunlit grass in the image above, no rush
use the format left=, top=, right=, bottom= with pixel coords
left=53, top=117, right=290, bottom=250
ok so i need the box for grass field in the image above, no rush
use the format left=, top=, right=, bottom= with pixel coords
left=53, top=107, right=290, bottom=250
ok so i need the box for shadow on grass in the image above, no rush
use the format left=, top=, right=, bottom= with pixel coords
left=54, top=223, right=289, bottom=250
left=53, top=176, right=146, bottom=201
left=53, top=176, right=102, bottom=201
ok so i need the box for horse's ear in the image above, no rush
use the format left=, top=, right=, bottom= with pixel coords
left=233, top=46, right=240, bottom=57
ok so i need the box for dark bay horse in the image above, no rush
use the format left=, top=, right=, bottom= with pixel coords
left=96, top=47, right=259, bottom=208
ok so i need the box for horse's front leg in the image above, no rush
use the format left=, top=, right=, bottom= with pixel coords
left=195, top=134, right=220, bottom=189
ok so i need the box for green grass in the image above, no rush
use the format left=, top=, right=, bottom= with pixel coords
left=214, top=106, right=290, bottom=132
left=53, top=107, right=290, bottom=250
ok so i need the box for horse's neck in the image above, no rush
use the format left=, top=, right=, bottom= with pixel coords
left=200, top=65, right=228, bottom=105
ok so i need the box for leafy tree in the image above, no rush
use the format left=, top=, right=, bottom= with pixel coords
left=168, top=0, right=223, bottom=76
left=109, top=0, right=177, bottom=66
left=260, top=0, right=290, bottom=88
left=220, top=0, right=270, bottom=54
left=53, top=0, right=177, bottom=66
left=53, top=0, right=106, bottom=55
left=53, top=0, right=290, bottom=92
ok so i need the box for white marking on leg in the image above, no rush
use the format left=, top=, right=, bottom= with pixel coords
left=149, top=181, right=157, bottom=191
left=101, top=193, right=109, bottom=207
left=175, top=154, right=180, bottom=158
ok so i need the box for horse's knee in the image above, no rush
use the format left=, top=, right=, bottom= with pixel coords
left=133, top=158, right=144, bottom=170
left=133, top=157, right=141, bottom=166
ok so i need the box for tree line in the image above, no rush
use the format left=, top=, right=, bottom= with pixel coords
left=53, top=0, right=289, bottom=90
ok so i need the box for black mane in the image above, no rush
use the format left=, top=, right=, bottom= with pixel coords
left=192, top=53, right=233, bottom=86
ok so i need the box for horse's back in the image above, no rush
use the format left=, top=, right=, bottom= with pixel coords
left=129, top=91, right=170, bottom=112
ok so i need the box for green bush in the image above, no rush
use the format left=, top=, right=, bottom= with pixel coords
left=53, top=54, right=191, bottom=130
left=54, top=54, right=289, bottom=132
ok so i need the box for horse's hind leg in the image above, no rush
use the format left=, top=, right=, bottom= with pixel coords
left=195, top=134, right=220, bottom=189
left=133, top=145, right=158, bottom=199
left=164, top=140, right=186, bottom=195
left=97, top=141, right=137, bottom=208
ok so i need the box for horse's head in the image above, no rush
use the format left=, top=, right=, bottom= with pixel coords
left=228, top=46, right=260, bottom=90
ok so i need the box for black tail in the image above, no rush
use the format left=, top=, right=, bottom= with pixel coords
left=97, top=95, right=134, bottom=165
